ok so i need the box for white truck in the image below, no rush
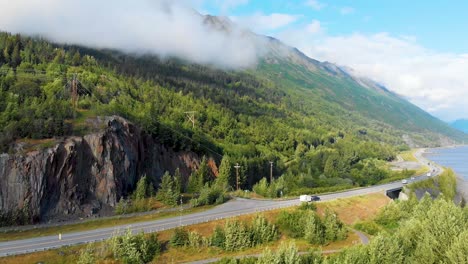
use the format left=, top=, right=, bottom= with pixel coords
left=299, top=195, right=320, bottom=202
left=300, top=195, right=312, bottom=202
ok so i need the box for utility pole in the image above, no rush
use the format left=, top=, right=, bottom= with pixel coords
left=179, top=195, right=183, bottom=226
left=234, top=163, right=241, bottom=191
left=269, top=161, right=273, bottom=183
left=184, top=111, right=197, bottom=129
left=71, top=73, right=78, bottom=109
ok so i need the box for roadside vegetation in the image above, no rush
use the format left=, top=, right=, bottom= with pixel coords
left=406, top=169, right=457, bottom=201
left=0, top=194, right=388, bottom=263
left=218, top=177, right=467, bottom=263
left=399, top=150, right=418, bottom=162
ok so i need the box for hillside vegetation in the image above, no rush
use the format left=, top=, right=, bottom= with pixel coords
left=0, top=31, right=465, bottom=195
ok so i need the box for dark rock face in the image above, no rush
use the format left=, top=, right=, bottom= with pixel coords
left=0, top=116, right=203, bottom=222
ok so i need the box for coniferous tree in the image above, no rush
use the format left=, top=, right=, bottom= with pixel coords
left=156, top=171, right=179, bottom=206
left=216, top=155, right=232, bottom=189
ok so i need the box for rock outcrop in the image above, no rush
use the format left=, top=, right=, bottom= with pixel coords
left=0, top=116, right=206, bottom=222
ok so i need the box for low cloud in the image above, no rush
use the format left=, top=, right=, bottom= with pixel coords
left=0, top=0, right=262, bottom=69
left=279, top=28, right=468, bottom=121
left=231, top=13, right=301, bottom=32
left=305, top=20, right=322, bottom=34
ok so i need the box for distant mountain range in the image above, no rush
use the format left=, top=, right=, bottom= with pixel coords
left=451, top=119, right=468, bottom=133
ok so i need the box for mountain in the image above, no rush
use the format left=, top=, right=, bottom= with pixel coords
left=0, top=15, right=467, bottom=224
left=451, top=119, right=468, bottom=133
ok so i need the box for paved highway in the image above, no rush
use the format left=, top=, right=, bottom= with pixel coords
left=0, top=150, right=442, bottom=257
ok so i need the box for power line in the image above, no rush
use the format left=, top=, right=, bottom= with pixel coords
left=151, top=116, right=224, bottom=159
left=0, top=67, right=224, bottom=159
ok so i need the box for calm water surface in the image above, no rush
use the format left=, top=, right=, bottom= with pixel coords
left=424, top=146, right=468, bottom=180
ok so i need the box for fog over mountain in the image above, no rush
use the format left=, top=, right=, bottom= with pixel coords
left=0, top=0, right=263, bottom=68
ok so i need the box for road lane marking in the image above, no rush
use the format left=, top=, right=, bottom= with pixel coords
left=0, top=201, right=303, bottom=254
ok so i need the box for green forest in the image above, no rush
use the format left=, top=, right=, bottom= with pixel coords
left=0, top=31, right=464, bottom=196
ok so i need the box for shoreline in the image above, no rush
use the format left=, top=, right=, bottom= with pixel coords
left=420, top=147, right=468, bottom=201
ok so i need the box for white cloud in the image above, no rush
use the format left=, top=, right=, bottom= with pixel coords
left=218, top=0, right=249, bottom=13
left=231, top=13, right=301, bottom=32
left=0, top=0, right=263, bottom=69
left=305, top=20, right=322, bottom=34
left=340, top=7, right=355, bottom=15
left=278, top=30, right=468, bottom=120
left=305, top=0, right=326, bottom=10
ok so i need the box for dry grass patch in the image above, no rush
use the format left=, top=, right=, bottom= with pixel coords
left=400, top=150, right=418, bottom=162
left=0, top=245, right=81, bottom=264
left=316, top=193, right=390, bottom=225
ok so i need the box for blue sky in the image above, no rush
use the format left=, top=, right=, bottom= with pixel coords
left=192, top=0, right=468, bottom=121
left=199, top=0, right=468, bottom=54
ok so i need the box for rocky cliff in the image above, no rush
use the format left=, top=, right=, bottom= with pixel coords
left=0, top=116, right=207, bottom=223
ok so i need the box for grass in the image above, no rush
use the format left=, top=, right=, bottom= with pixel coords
left=399, top=150, right=418, bottom=162
left=414, top=165, right=430, bottom=176
left=0, top=205, right=214, bottom=242
left=0, top=192, right=387, bottom=264
left=315, top=193, right=391, bottom=225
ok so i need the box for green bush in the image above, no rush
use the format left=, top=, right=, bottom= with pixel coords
left=251, top=215, right=278, bottom=245
left=191, top=183, right=228, bottom=207
left=298, top=202, right=317, bottom=211
left=224, top=220, right=252, bottom=251
left=77, top=243, right=95, bottom=264
left=276, top=210, right=307, bottom=238
left=354, top=221, right=381, bottom=235
left=211, top=226, right=226, bottom=248
left=170, top=228, right=189, bottom=247
left=109, top=229, right=160, bottom=264
left=276, top=209, right=346, bottom=244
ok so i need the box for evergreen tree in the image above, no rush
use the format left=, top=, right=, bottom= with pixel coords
left=210, top=226, right=226, bottom=248
left=10, top=43, right=21, bottom=68
left=304, top=212, right=324, bottom=244
left=156, top=171, right=179, bottom=206
left=134, top=175, right=149, bottom=201
left=197, top=156, right=211, bottom=187
left=251, top=215, right=277, bottom=245
left=217, top=155, right=232, bottom=188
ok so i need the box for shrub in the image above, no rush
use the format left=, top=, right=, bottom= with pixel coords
left=224, top=220, right=252, bottom=251
left=354, top=221, right=381, bottom=235
left=298, top=202, right=317, bottom=211
left=304, top=212, right=325, bottom=244
left=211, top=226, right=226, bottom=248
left=276, top=210, right=307, bottom=238
left=323, top=209, right=347, bottom=242
left=188, top=231, right=203, bottom=248
left=191, top=183, right=228, bottom=207
left=109, top=229, right=160, bottom=264
left=257, top=242, right=301, bottom=264
left=170, top=228, right=189, bottom=247
left=251, top=215, right=278, bottom=245
left=77, top=243, right=95, bottom=264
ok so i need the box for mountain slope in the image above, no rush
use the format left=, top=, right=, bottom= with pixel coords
left=0, top=21, right=467, bottom=223
left=255, top=34, right=466, bottom=146
left=451, top=119, right=468, bottom=133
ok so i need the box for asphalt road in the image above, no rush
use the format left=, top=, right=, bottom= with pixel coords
left=0, top=150, right=442, bottom=257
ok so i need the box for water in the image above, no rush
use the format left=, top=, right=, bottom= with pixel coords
left=424, top=146, right=468, bottom=180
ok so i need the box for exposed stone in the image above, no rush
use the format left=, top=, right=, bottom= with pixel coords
left=0, top=116, right=209, bottom=223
